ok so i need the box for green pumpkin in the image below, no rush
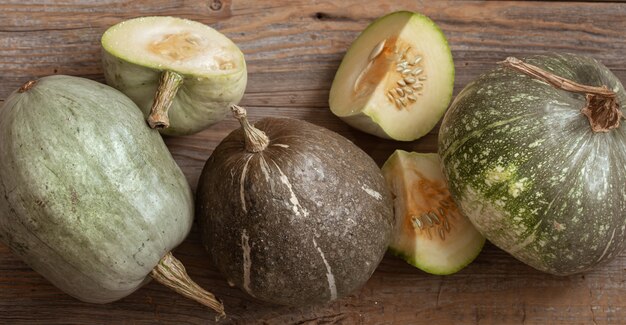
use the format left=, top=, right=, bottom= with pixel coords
left=438, top=53, right=626, bottom=275
left=0, top=76, right=210, bottom=306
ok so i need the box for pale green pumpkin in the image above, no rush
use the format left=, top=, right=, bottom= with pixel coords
left=0, top=75, right=223, bottom=314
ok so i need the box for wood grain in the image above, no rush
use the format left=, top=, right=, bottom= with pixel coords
left=1, top=1, right=625, bottom=324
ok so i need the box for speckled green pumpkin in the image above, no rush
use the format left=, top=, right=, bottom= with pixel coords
left=438, top=53, right=626, bottom=275
left=0, top=76, right=193, bottom=302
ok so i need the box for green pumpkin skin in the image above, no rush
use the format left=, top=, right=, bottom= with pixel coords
left=0, top=76, right=193, bottom=303
left=439, top=53, right=626, bottom=275
left=101, top=16, right=247, bottom=136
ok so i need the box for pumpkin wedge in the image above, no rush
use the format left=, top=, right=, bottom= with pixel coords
left=329, top=11, right=454, bottom=141
left=382, top=150, right=484, bottom=275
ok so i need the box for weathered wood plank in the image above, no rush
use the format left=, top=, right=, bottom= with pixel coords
left=1, top=0, right=625, bottom=324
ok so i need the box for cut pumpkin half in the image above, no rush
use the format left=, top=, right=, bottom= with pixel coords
left=329, top=11, right=454, bottom=141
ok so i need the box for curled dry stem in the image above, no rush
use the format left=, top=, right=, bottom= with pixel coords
left=151, top=252, right=226, bottom=319
left=500, top=57, right=622, bottom=133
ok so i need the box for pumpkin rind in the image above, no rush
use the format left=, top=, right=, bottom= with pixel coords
left=197, top=117, right=394, bottom=306
left=0, top=75, right=193, bottom=302
left=438, top=53, right=626, bottom=275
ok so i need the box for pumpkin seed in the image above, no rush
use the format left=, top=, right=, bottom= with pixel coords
left=368, top=39, right=386, bottom=61
left=429, top=212, right=440, bottom=224
left=422, top=213, right=433, bottom=226
left=443, top=219, right=451, bottom=231
left=411, top=215, right=423, bottom=229
left=399, top=97, right=407, bottom=107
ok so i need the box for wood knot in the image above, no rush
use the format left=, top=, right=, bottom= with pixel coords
left=209, top=0, right=222, bottom=11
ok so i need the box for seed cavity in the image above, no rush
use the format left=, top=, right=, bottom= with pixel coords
left=384, top=45, right=425, bottom=110
left=412, top=197, right=457, bottom=242
left=149, top=32, right=208, bottom=62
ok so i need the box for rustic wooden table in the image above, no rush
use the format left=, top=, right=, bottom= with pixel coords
left=1, top=1, right=625, bottom=324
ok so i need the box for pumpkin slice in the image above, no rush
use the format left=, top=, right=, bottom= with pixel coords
left=382, top=150, right=484, bottom=275
left=329, top=11, right=454, bottom=141
left=101, top=16, right=247, bottom=136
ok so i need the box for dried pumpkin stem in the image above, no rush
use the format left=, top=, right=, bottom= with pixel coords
left=18, top=80, right=37, bottom=93
left=151, top=252, right=225, bottom=318
left=148, top=70, right=184, bottom=129
left=231, top=104, right=269, bottom=152
left=500, top=57, right=622, bottom=133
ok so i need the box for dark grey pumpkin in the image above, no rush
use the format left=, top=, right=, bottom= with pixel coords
left=438, top=53, right=626, bottom=275
left=0, top=75, right=223, bottom=314
left=197, top=106, right=393, bottom=306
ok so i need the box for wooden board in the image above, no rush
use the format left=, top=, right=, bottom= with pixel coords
left=1, top=1, right=625, bottom=323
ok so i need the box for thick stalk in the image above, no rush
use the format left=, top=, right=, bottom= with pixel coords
left=231, top=105, right=269, bottom=152
left=148, top=70, right=184, bottom=129
left=501, top=57, right=622, bottom=133
left=151, top=252, right=225, bottom=318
